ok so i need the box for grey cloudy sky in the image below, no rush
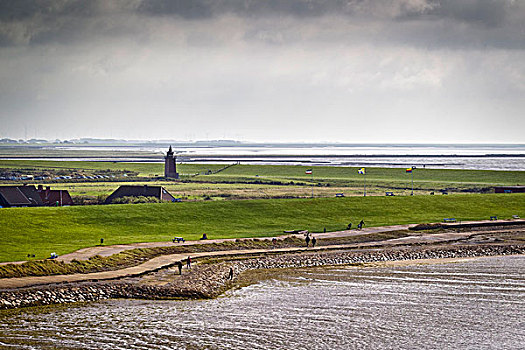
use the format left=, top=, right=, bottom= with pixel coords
left=0, top=0, right=524, bottom=143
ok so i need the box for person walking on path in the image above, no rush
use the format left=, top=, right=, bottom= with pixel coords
left=311, top=236, right=317, bottom=247
left=177, top=261, right=183, bottom=275
left=228, top=267, right=234, bottom=280
left=187, top=256, right=191, bottom=269
left=358, top=220, right=365, bottom=230
left=305, top=234, right=310, bottom=247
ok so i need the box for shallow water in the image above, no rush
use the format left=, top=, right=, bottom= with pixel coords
left=4, top=144, right=525, bottom=170
left=1, top=255, right=524, bottom=349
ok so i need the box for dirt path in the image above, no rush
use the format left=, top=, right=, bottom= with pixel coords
left=0, top=229, right=492, bottom=289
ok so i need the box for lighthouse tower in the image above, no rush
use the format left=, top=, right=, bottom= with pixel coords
left=164, top=146, right=179, bottom=178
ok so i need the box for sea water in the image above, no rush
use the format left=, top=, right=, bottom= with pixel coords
left=1, top=255, right=523, bottom=349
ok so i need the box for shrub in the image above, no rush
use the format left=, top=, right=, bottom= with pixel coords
left=72, top=195, right=100, bottom=205
left=111, top=196, right=162, bottom=204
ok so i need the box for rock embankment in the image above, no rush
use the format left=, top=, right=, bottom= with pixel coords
left=1, top=244, right=523, bottom=310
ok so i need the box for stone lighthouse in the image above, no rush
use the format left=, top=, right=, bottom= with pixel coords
left=164, top=145, right=179, bottom=178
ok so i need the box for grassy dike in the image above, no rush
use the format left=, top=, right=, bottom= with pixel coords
left=1, top=193, right=524, bottom=262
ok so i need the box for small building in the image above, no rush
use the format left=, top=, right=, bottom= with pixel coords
left=494, top=186, right=525, bottom=194
left=0, top=185, right=44, bottom=207
left=37, top=185, right=74, bottom=206
left=105, top=185, right=176, bottom=204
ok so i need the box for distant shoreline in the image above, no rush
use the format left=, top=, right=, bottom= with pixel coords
left=1, top=142, right=525, bottom=148
left=2, top=154, right=524, bottom=171
left=3, top=153, right=525, bottom=159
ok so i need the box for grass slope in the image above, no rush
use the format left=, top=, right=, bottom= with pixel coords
left=1, top=194, right=523, bottom=262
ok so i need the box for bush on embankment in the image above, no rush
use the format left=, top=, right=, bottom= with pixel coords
left=0, top=237, right=305, bottom=279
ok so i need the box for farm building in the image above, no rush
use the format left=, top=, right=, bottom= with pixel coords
left=494, top=186, right=525, bottom=193
left=105, top=185, right=176, bottom=204
left=0, top=185, right=44, bottom=207
left=36, top=185, right=74, bottom=206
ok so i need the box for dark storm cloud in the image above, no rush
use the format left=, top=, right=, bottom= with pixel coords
left=421, top=0, right=508, bottom=27
left=0, top=0, right=96, bottom=46
left=0, top=0, right=519, bottom=21
left=135, top=0, right=514, bottom=25
left=0, top=0, right=98, bottom=21
left=0, top=1, right=523, bottom=47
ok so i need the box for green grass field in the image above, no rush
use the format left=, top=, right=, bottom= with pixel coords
left=1, top=194, right=523, bottom=262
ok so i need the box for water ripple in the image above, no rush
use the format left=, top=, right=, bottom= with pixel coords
left=0, top=256, right=524, bottom=349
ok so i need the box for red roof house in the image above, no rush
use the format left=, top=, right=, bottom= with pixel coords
left=37, top=185, right=74, bottom=206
